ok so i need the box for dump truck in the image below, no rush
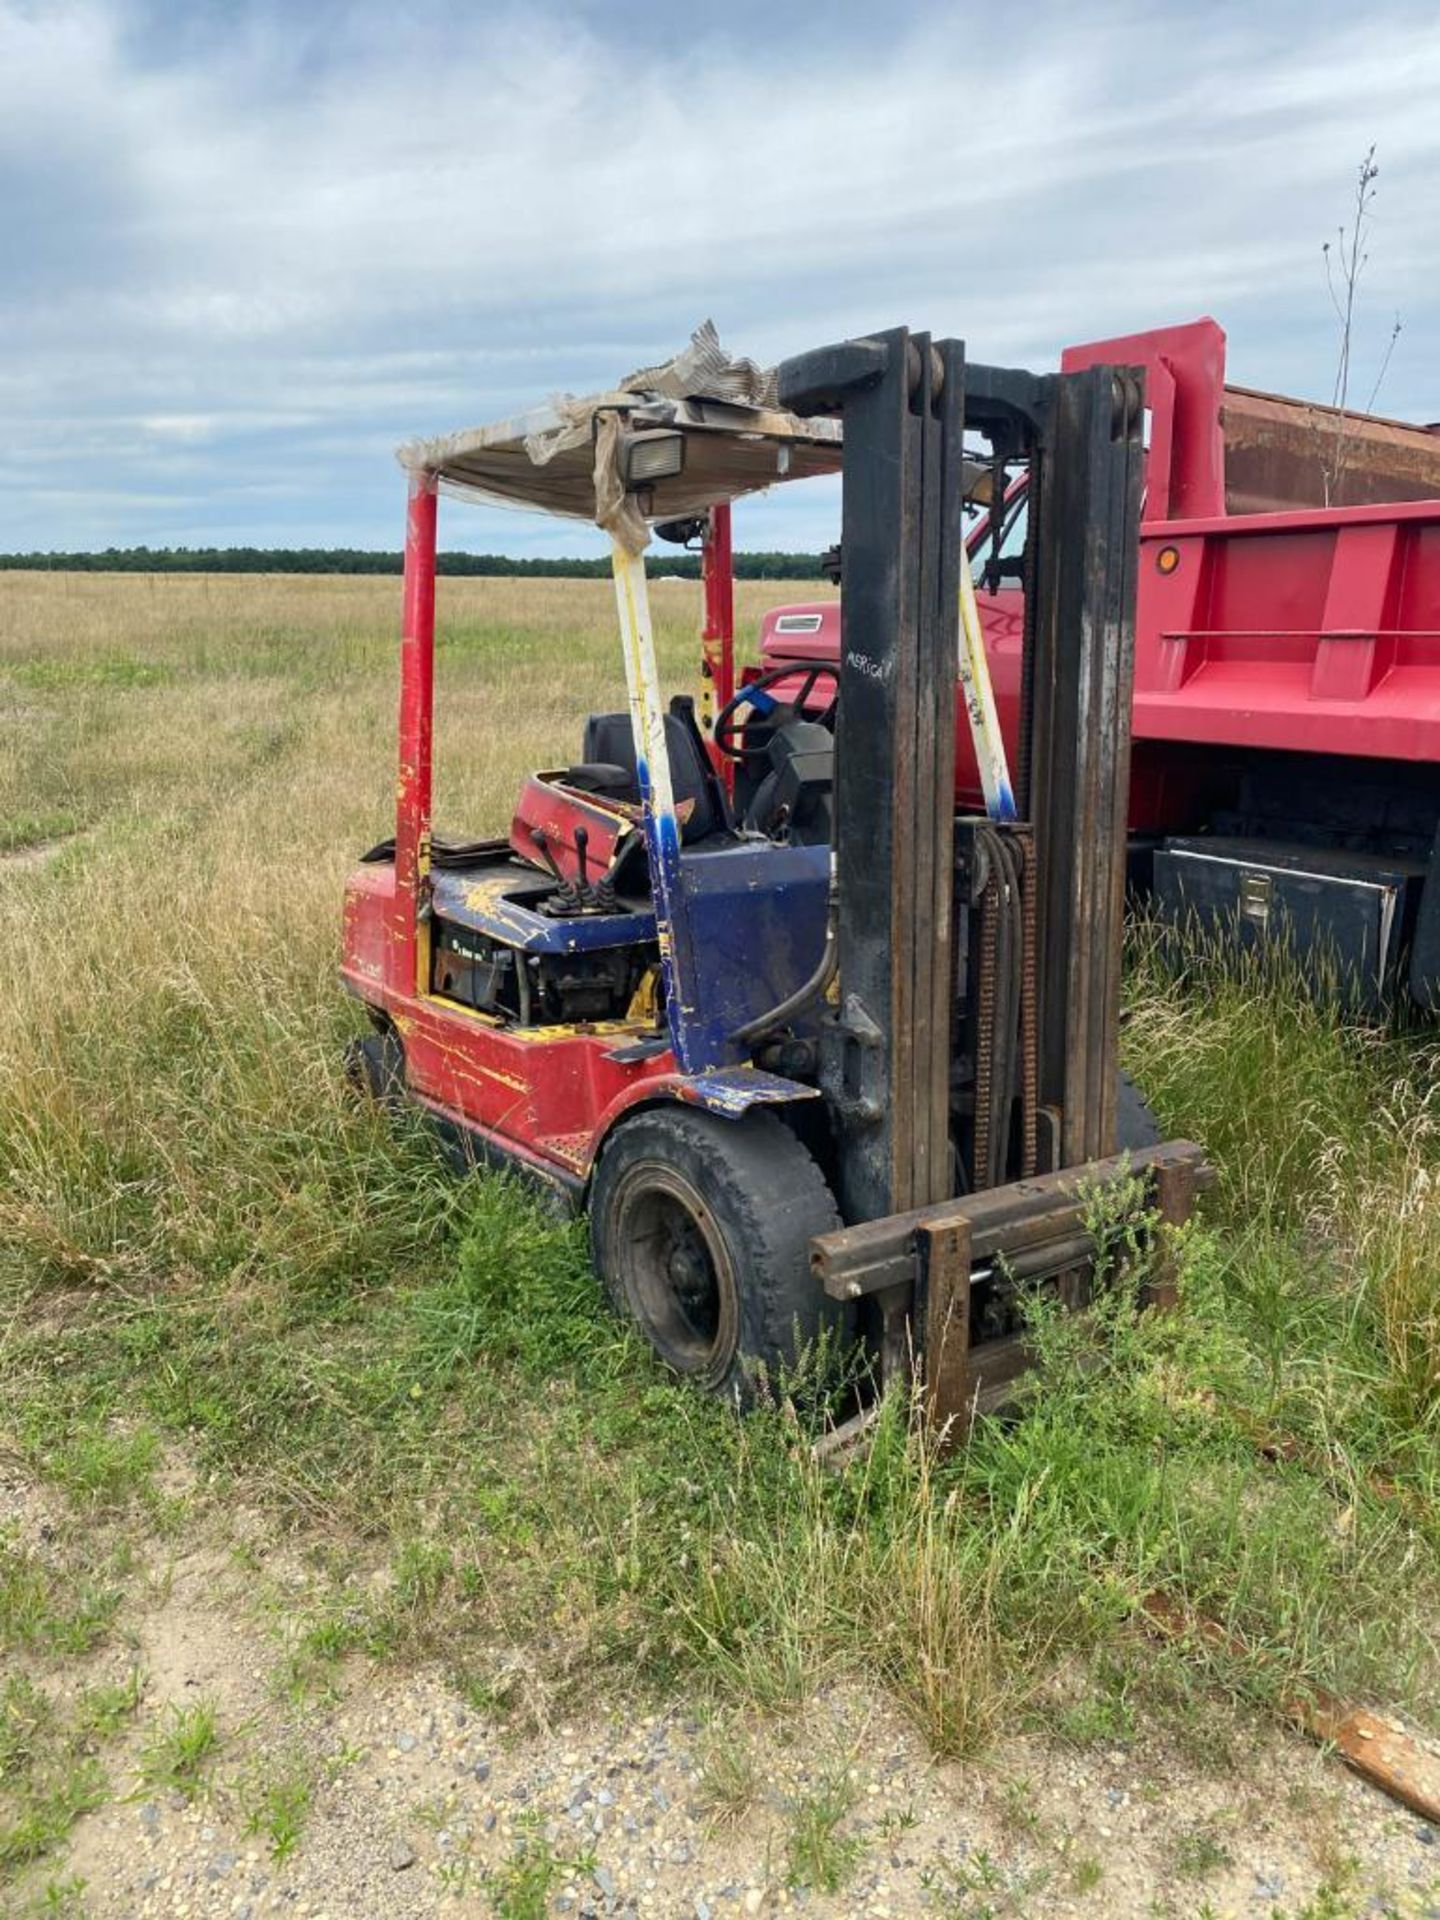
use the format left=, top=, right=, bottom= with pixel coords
left=751, top=318, right=1440, bottom=1012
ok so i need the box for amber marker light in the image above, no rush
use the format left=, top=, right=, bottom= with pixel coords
left=1156, top=545, right=1181, bottom=575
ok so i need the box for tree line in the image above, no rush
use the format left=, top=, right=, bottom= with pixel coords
left=0, top=546, right=829, bottom=580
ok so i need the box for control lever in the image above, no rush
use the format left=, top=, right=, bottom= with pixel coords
left=531, top=824, right=618, bottom=916
left=528, top=825, right=564, bottom=883
left=529, top=826, right=582, bottom=914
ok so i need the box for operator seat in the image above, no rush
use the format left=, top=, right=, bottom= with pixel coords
left=581, top=700, right=730, bottom=843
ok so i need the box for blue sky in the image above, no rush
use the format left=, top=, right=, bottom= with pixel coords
left=3, top=0, right=1437, bottom=557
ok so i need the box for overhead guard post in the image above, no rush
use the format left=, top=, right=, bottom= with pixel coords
left=609, top=538, right=715, bottom=1072
left=394, top=469, right=438, bottom=988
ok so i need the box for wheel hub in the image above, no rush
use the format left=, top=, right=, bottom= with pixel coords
left=610, top=1167, right=735, bottom=1376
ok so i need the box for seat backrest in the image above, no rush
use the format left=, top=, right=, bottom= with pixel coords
left=581, top=708, right=726, bottom=842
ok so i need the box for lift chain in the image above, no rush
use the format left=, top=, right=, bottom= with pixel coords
left=972, top=854, right=1000, bottom=1192
left=1018, top=826, right=1039, bottom=1178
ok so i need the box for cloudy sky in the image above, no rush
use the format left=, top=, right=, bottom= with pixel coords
left=3, top=0, right=1437, bottom=557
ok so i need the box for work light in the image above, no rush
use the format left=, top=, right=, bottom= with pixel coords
left=622, top=430, right=686, bottom=488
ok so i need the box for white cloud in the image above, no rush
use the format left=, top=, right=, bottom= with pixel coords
left=140, top=414, right=223, bottom=442
left=2, top=0, right=1437, bottom=549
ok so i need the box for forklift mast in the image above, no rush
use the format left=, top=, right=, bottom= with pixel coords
left=777, top=330, right=1145, bottom=1222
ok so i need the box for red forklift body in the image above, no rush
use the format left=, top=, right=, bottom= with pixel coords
left=340, top=377, right=846, bottom=1204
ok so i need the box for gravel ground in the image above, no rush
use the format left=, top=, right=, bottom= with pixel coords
left=56, top=1678, right=1440, bottom=1918
left=6, top=1478, right=1439, bottom=1918
left=42, top=1583, right=1440, bottom=1918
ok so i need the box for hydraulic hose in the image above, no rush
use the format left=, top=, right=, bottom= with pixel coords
left=732, top=854, right=839, bottom=1048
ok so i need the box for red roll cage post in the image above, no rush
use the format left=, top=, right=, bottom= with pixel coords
left=393, top=470, right=438, bottom=996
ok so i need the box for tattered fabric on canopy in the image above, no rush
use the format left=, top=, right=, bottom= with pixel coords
left=396, top=321, right=844, bottom=554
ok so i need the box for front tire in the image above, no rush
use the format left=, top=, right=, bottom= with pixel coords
left=1115, top=1069, right=1162, bottom=1152
left=589, top=1106, right=844, bottom=1403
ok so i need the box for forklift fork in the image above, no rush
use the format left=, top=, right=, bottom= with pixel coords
left=812, top=1139, right=1211, bottom=1432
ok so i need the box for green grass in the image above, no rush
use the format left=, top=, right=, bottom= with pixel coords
left=14, top=1876, right=90, bottom=1920
left=75, top=1670, right=145, bottom=1741
left=921, top=1844, right=1043, bottom=1916
left=10, top=654, right=172, bottom=692
left=0, top=573, right=1437, bottom=1894
left=695, top=1720, right=760, bottom=1830
left=0, top=1534, right=123, bottom=1658
left=0, top=1672, right=134, bottom=1878
left=486, top=1817, right=591, bottom=1919
left=783, top=1767, right=864, bottom=1893
left=136, top=1700, right=222, bottom=1799
left=1072, top=1854, right=1104, bottom=1894
left=1172, top=1824, right=1233, bottom=1880
left=238, top=1754, right=312, bottom=1863
left=0, top=810, right=83, bottom=856
left=37, top=1423, right=161, bottom=1513
left=1126, top=920, right=1440, bottom=1448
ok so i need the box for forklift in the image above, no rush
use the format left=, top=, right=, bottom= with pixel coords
left=342, top=323, right=1207, bottom=1423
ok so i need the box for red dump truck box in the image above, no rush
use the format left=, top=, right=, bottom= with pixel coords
left=1062, top=320, right=1440, bottom=775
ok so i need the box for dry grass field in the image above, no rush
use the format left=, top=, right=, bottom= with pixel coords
left=1, top=570, right=1438, bottom=1917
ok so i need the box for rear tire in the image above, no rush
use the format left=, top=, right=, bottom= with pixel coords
left=345, top=1028, right=405, bottom=1105
left=589, top=1106, right=844, bottom=1404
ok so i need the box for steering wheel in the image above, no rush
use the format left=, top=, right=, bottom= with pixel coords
left=712, top=662, right=840, bottom=761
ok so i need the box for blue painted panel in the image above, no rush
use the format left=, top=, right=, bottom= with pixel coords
left=678, top=1065, right=823, bottom=1115
left=670, top=840, right=830, bottom=1067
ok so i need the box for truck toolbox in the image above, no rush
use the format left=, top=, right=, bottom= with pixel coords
left=1153, top=837, right=1425, bottom=1012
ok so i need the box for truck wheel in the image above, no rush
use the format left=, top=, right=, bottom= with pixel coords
left=589, top=1106, right=844, bottom=1404
left=1116, top=1070, right=1162, bottom=1152
left=345, top=1028, right=404, bottom=1104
